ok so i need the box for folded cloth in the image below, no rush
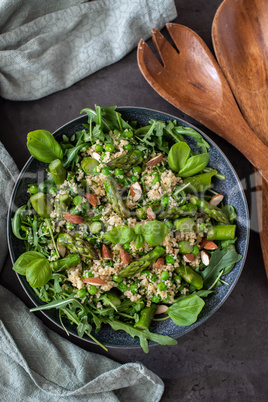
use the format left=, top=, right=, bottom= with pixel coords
left=0, top=142, right=164, bottom=401
left=0, top=0, right=177, bottom=101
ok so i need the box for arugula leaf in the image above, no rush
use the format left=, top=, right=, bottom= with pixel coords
left=167, top=294, right=205, bottom=326
left=63, top=143, right=86, bottom=168
left=201, top=248, right=242, bottom=288
left=174, top=126, right=210, bottom=152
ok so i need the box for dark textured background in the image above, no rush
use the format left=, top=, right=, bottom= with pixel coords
left=1, top=0, right=268, bottom=400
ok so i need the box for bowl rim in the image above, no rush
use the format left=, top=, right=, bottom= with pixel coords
left=7, top=106, right=250, bottom=349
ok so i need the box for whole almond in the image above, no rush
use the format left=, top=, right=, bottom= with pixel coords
left=155, top=257, right=165, bottom=268
left=199, top=237, right=209, bottom=249
left=204, top=241, right=218, bottom=251
left=155, top=304, right=169, bottom=315
left=120, top=249, right=131, bottom=265
left=130, top=182, right=142, bottom=202
left=63, top=213, right=84, bottom=224
left=84, top=193, right=99, bottom=207
left=83, top=277, right=107, bottom=286
left=146, top=154, right=163, bottom=166
left=147, top=206, right=156, bottom=220
left=102, top=244, right=112, bottom=259
left=209, top=193, right=224, bottom=206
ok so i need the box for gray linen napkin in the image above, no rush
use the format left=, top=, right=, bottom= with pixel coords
left=0, top=142, right=164, bottom=401
left=0, top=0, right=177, bottom=101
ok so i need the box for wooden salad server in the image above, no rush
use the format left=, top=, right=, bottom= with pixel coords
left=137, top=23, right=268, bottom=183
left=212, top=0, right=268, bottom=276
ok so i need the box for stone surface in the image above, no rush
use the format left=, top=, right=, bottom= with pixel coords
left=1, top=1, right=268, bottom=401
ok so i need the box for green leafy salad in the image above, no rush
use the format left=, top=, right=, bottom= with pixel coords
left=12, top=105, right=242, bottom=352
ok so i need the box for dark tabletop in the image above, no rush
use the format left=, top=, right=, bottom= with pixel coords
left=1, top=1, right=268, bottom=401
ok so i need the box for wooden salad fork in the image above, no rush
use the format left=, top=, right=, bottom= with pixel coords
left=137, top=23, right=268, bottom=183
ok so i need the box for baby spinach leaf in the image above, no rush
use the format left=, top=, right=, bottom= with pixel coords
left=168, top=142, right=191, bottom=172
left=103, top=225, right=135, bottom=244
left=201, top=248, right=242, bottom=288
left=13, top=251, right=45, bottom=275
left=26, top=258, right=52, bottom=288
left=167, top=294, right=205, bottom=326
left=142, top=221, right=169, bottom=246
left=178, top=153, right=209, bottom=177
left=27, top=130, right=63, bottom=163
left=183, top=170, right=218, bottom=193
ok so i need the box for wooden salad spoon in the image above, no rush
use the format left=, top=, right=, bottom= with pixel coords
left=212, top=0, right=268, bottom=275
left=137, top=23, right=268, bottom=183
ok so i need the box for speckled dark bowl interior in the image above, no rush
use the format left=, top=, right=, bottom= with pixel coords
left=7, top=107, right=249, bottom=349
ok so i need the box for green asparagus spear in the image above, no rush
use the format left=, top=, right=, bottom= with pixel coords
left=50, top=253, right=81, bottom=272
left=119, top=246, right=165, bottom=277
left=57, top=233, right=99, bottom=259
left=106, top=149, right=143, bottom=170
left=189, top=195, right=229, bottom=224
left=134, top=304, right=157, bottom=329
left=30, top=192, right=53, bottom=218
left=104, top=176, right=131, bottom=218
left=49, top=159, right=66, bottom=186
left=175, top=265, right=203, bottom=289
left=157, top=203, right=197, bottom=220
left=207, top=225, right=236, bottom=240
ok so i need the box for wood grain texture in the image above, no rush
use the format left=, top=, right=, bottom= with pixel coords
left=212, top=0, right=268, bottom=276
left=137, top=24, right=268, bottom=182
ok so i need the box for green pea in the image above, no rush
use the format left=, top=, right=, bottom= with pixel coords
left=118, top=282, right=128, bottom=292
left=93, top=166, right=99, bottom=174
left=77, top=289, right=87, bottom=298
left=65, top=285, right=73, bottom=294
left=165, top=221, right=173, bottom=229
left=151, top=295, right=161, bottom=303
left=166, top=255, right=175, bottom=264
left=112, top=274, right=123, bottom=283
left=95, top=144, right=103, bottom=152
left=157, top=282, right=167, bottom=291
left=101, top=152, right=107, bottom=161
left=124, top=144, right=132, bottom=151
left=66, top=222, right=74, bottom=230
left=89, top=221, right=102, bottom=234
left=130, top=283, right=138, bottom=294
left=173, top=275, right=182, bottom=284
left=102, top=167, right=111, bottom=176
left=83, top=271, right=94, bottom=278
left=161, top=271, right=169, bottom=281
left=124, top=130, right=133, bottom=138
left=88, top=285, right=98, bottom=295
left=162, top=293, right=171, bottom=302
left=130, top=175, right=137, bottom=183
left=133, top=166, right=142, bottom=174
left=123, top=242, right=131, bottom=251
left=73, top=195, right=83, bottom=206
left=28, top=183, right=39, bottom=194
left=48, top=186, right=57, bottom=195
left=192, top=245, right=199, bottom=255
left=114, top=168, right=124, bottom=176
left=105, top=143, right=115, bottom=152
left=178, top=240, right=194, bottom=254
left=151, top=273, right=158, bottom=282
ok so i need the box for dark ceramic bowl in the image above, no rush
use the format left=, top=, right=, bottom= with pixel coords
left=7, top=107, right=249, bottom=349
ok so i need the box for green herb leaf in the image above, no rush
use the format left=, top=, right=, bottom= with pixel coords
left=178, top=153, right=209, bottom=177
left=27, top=130, right=63, bottom=163
left=201, top=248, right=242, bottom=288
left=26, top=257, right=52, bottom=288
left=13, top=251, right=45, bottom=275
left=168, top=142, right=191, bottom=172
left=142, top=220, right=169, bottom=246
left=11, top=205, right=27, bottom=240
left=103, top=225, right=135, bottom=244
left=167, top=294, right=205, bottom=326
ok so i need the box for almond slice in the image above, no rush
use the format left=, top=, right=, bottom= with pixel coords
left=120, top=249, right=131, bottom=265
left=92, top=152, right=101, bottom=162
left=83, top=277, right=107, bottom=286
left=183, top=253, right=195, bottom=263
left=204, top=241, right=218, bottom=251
left=155, top=257, right=165, bottom=268
left=155, top=305, right=169, bottom=315
left=84, top=192, right=99, bottom=207
left=201, top=250, right=210, bottom=266
left=63, top=213, right=84, bottom=224
left=56, top=242, right=66, bottom=258
left=147, top=206, right=156, bottom=220
left=145, top=154, right=163, bottom=166
left=199, top=237, right=209, bottom=249
left=102, top=244, right=112, bottom=259
left=209, top=194, right=224, bottom=206
left=130, top=182, right=142, bottom=202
